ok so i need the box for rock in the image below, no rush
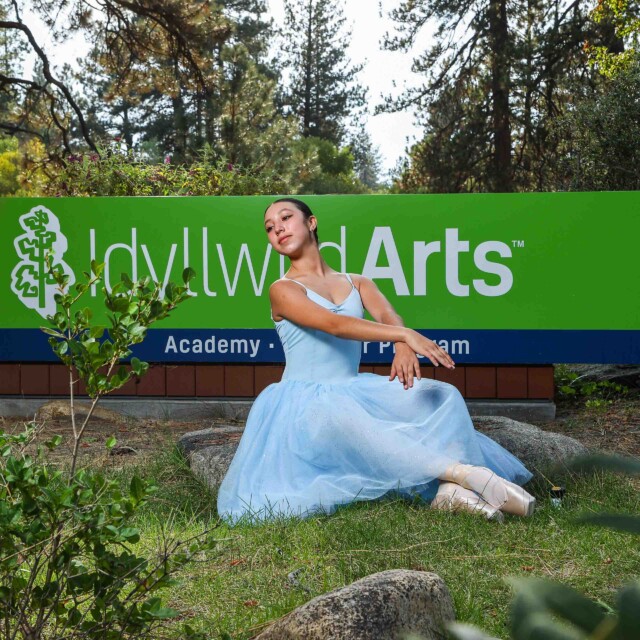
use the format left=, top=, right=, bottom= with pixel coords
left=36, top=399, right=126, bottom=424
left=255, top=569, right=455, bottom=640
left=564, top=364, right=640, bottom=389
left=473, top=415, right=589, bottom=472
left=177, top=426, right=244, bottom=493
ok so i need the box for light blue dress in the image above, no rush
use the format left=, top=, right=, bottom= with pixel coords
left=217, top=273, right=533, bottom=523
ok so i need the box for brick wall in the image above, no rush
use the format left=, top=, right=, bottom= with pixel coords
left=0, top=364, right=555, bottom=400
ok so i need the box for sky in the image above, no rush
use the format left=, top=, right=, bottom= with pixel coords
left=266, top=0, right=424, bottom=175
left=23, top=0, right=426, bottom=176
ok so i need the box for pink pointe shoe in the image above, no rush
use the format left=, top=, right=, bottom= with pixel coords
left=431, top=482, right=504, bottom=523
left=447, top=464, right=536, bottom=517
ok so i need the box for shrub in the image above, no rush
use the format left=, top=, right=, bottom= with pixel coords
left=43, top=141, right=287, bottom=197
left=0, top=261, right=215, bottom=639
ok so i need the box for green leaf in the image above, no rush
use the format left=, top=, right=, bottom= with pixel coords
left=130, top=475, right=146, bottom=504
left=130, top=357, right=142, bottom=375
left=120, top=527, right=140, bottom=542
left=509, top=577, right=605, bottom=635
left=89, top=325, right=106, bottom=339
left=105, top=436, right=117, bottom=450
left=182, top=267, right=196, bottom=284
left=512, top=611, right=584, bottom=640
left=108, top=297, right=130, bottom=313
left=40, top=327, right=64, bottom=338
left=90, top=260, right=105, bottom=277
left=616, top=581, right=640, bottom=639
left=45, top=435, right=63, bottom=450
left=121, top=272, right=134, bottom=289
left=577, top=513, right=640, bottom=535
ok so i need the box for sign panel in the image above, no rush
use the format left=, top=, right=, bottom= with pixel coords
left=1, top=194, right=638, bottom=364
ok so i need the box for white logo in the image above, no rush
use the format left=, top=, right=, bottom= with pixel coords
left=11, top=205, right=76, bottom=319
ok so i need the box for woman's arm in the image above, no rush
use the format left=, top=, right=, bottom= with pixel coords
left=270, top=280, right=454, bottom=368
left=351, top=274, right=452, bottom=386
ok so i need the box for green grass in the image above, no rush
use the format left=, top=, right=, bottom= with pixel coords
left=104, top=449, right=640, bottom=639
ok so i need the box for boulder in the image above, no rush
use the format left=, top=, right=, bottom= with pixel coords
left=564, top=364, right=640, bottom=389
left=473, top=415, right=589, bottom=472
left=255, top=569, right=455, bottom=640
left=177, top=426, right=244, bottom=493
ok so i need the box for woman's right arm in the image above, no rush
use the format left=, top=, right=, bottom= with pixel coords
left=269, top=281, right=454, bottom=368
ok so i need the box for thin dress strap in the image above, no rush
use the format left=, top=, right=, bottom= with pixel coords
left=343, top=272, right=354, bottom=287
left=282, top=276, right=307, bottom=292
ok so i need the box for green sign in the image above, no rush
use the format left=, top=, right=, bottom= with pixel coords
left=1, top=194, right=639, bottom=363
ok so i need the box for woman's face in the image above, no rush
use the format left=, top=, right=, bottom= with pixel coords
left=264, top=202, right=316, bottom=256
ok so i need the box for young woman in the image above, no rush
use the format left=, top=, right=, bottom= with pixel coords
left=217, top=198, right=535, bottom=523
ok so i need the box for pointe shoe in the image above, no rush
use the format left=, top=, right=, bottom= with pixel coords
left=431, top=482, right=504, bottom=523
left=447, top=464, right=536, bottom=517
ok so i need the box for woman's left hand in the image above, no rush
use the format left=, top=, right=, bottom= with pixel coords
left=389, top=342, right=422, bottom=390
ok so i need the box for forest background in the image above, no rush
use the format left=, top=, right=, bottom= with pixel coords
left=1, top=0, right=640, bottom=198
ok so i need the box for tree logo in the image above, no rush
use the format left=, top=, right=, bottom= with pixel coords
left=11, top=205, right=75, bottom=319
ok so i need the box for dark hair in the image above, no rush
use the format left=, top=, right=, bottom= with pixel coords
left=266, top=197, right=319, bottom=244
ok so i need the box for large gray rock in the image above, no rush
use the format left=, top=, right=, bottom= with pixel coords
left=565, top=364, right=640, bottom=389
left=255, top=569, right=455, bottom=640
left=177, top=426, right=244, bottom=493
left=473, top=415, right=589, bottom=472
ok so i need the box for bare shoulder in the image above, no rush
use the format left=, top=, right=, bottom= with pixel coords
left=269, top=278, right=304, bottom=296
left=268, top=278, right=306, bottom=304
left=348, top=273, right=378, bottom=291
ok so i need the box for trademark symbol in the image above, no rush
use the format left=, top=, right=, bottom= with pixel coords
left=511, top=240, right=525, bottom=248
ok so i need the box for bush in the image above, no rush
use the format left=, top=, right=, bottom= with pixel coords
left=43, top=141, right=287, bottom=197
left=554, top=364, right=629, bottom=403
left=0, top=261, right=216, bottom=639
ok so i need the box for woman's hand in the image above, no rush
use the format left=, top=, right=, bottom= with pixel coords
left=400, top=329, right=456, bottom=370
left=390, top=342, right=422, bottom=390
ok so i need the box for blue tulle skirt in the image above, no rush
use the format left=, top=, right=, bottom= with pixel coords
left=216, top=373, right=533, bottom=524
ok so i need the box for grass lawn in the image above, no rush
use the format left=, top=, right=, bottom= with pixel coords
left=4, top=389, right=638, bottom=638
left=110, top=448, right=640, bottom=640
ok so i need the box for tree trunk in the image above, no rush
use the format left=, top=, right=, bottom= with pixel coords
left=488, top=0, right=512, bottom=192
left=172, top=60, right=187, bottom=164
left=302, top=0, right=313, bottom=136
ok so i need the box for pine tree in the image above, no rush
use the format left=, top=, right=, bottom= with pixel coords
left=380, top=0, right=605, bottom=193
left=348, top=127, right=383, bottom=189
left=281, top=0, right=366, bottom=145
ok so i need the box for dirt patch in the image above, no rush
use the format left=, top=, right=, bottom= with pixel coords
left=533, top=391, right=640, bottom=457
left=0, top=408, right=243, bottom=469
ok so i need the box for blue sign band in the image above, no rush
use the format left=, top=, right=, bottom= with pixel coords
left=1, top=329, right=638, bottom=364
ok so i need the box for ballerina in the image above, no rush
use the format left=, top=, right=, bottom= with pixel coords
left=216, top=198, right=535, bottom=524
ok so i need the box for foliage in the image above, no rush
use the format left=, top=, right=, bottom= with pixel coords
left=0, top=135, right=20, bottom=195
left=347, top=127, right=384, bottom=190
left=42, top=257, right=196, bottom=472
left=588, top=0, right=640, bottom=77
left=295, top=137, right=368, bottom=194
left=0, top=424, right=215, bottom=640
left=43, top=141, right=287, bottom=196
left=449, top=453, right=640, bottom=640
left=0, top=0, right=217, bottom=154
left=380, top=0, right=605, bottom=193
left=280, top=0, right=366, bottom=145
left=554, top=365, right=629, bottom=402
left=0, top=260, right=219, bottom=639
left=549, top=59, right=640, bottom=191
